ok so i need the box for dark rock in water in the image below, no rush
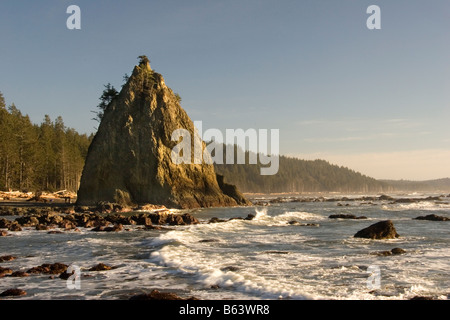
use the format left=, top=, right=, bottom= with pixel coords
left=8, top=222, right=22, bottom=232
left=373, top=250, right=393, bottom=256
left=76, top=57, right=250, bottom=209
left=59, top=219, right=77, bottom=230
left=244, top=214, right=256, bottom=220
left=0, top=218, right=11, bottom=228
left=391, top=248, right=406, bottom=255
left=209, top=217, right=227, bottom=223
left=329, top=214, right=367, bottom=219
left=15, top=216, right=39, bottom=226
left=0, top=288, right=27, bottom=297
left=26, top=263, right=68, bottom=275
left=288, top=220, right=319, bottom=227
left=198, top=239, right=219, bottom=243
left=92, top=224, right=123, bottom=232
left=378, top=195, right=394, bottom=201
left=394, top=198, right=417, bottom=203
left=410, top=296, right=434, bottom=300
left=0, top=255, right=16, bottom=262
left=89, top=263, right=112, bottom=271
left=414, top=214, right=449, bottom=221
left=132, top=214, right=152, bottom=226
left=221, top=266, right=239, bottom=272
left=36, top=224, right=50, bottom=230
left=129, top=289, right=198, bottom=300
left=47, top=230, right=64, bottom=234
left=58, top=270, right=73, bottom=280
left=11, top=271, right=29, bottom=277
left=180, top=213, right=199, bottom=225
left=372, top=248, right=406, bottom=256
left=354, top=220, right=399, bottom=239
left=263, top=251, right=290, bottom=255
left=0, top=267, right=13, bottom=277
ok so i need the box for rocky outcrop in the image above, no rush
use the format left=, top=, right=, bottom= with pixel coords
left=354, top=220, right=400, bottom=239
left=77, top=57, right=250, bottom=209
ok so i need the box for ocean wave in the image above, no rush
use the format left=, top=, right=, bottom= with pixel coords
left=382, top=201, right=450, bottom=211
left=149, top=245, right=311, bottom=300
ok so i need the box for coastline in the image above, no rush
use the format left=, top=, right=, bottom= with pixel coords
left=1, top=193, right=449, bottom=300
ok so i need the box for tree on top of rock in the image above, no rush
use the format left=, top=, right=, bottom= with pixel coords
left=138, top=55, right=150, bottom=66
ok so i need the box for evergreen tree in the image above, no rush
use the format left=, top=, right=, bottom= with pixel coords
left=93, top=83, right=118, bottom=122
left=0, top=92, right=93, bottom=192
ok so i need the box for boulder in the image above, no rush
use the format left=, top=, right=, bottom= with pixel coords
left=244, top=214, right=256, bottom=220
left=0, top=288, right=27, bottom=297
left=410, top=296, right=434, bottom=300
left=181, top=213, right=199, bottom=225
left=26, top=263, right=68, bottom=275
left=132, top=214, right=153, bottom=226
left=288, top=221, right=319, bottom=227
left=0, top=267, right=13, bottom=277
left=15, top=216, right=39, bottom=226
left=8, top=222, right=22, bottom=232
left=0, top=230, right=9, bottom=236
left=91, top=224, right=123, bottom=232
left=391, top=247, right=406, bottom=255
left=36, top=224, right=50, bottom=230
left=76, top=56, right=250, bottom=209
left=59, top=220, right=77, bottom=230
left=11, top=271, right=29, bottom=277
left=354, top=220, right=400, bottom=239
left=221, top=266, right=239, bottom=272
left=372, top=248, right=406, bottom=256
left=88, top=263, right=112, bottom=271
left=414, top=214, right=449, bottom=221
left=209, top=217, right=227, bottom=223
left=0, top=218, right=11, bottom=228
left=47, top=230, right=64, bottom=234
left=58, top=270, right=73, bottom=280
left=0, top=255, right=16, bottom=262
left=329, top=214, right=367, bottom=219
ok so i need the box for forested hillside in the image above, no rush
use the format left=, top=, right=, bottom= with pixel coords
left=213, top=144, right=392, bottom=193
left=0, top=92, right=93, bottom=192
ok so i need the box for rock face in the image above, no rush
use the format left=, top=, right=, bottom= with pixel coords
left=77, top=57, right=250, bottom=209
left=354, top=220, right=400, bottom=239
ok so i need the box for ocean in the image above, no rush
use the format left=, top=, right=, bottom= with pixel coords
left=1, top=193, right=449, bottom=300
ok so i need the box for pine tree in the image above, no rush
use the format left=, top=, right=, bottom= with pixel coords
left=93, top=83, right=118, bottom=122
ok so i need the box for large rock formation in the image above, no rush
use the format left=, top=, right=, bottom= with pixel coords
left=77, top=57, right=250, bottom=209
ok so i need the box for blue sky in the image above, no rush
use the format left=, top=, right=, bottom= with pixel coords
left=0, top=1, right=449, bottom=180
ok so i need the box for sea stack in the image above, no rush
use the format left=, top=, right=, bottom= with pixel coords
left=77, top=56, right=250, bottom=209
